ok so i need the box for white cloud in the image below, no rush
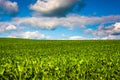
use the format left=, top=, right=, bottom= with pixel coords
left=0, top=15, right=120, bottom=33
left=101, top=35, right=120, bottom=40
left=85, top=22, right=120, bottom=39
left=6, top=25, right=16, bottom=30
left=8, top=31, right=52, bottom=39
left=113, top=22, right=120, bottom=30
left=0, top=23, right=17, bottom=33
left=12, top=15, right=120, bottom=30
left=30, top=0, right=83, bottom=16
left=13, top=17, right=58, bottom=30
left=0, top=0, right=18, bottom=14
left=69, top=36, right=86, bottom=40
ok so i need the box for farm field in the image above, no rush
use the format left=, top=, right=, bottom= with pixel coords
left=0, top=38, right=120, bottom=80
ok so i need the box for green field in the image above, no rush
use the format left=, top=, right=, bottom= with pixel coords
left=0, top=38, right=120, bottom=80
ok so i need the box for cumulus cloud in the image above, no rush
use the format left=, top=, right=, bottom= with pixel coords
left=8, top=31, right=52, bottom=39
left=0, top=15, right=120, bottom=33
left=6, top=25, right=16, bottom=30
left=85, top=22, right=120, bottom=39
left=12, top=15, right=120, bottom=29
left=30, top=0, right=84, bottom=17
left=113, top=22, right=120, bottom=31
left=0, top=0, right=18, bottom=15
left=0, top=23, right=17, bottom=33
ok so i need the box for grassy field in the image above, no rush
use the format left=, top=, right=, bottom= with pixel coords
left=0, top=38, right=120, bottom=80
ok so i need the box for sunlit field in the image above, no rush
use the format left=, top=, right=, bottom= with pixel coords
left=0, top=38, right=120, bottom=80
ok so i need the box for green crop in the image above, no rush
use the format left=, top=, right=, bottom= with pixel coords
left=0, top=38, right=120, bottom=80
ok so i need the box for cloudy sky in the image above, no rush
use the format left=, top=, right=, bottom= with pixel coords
left=0, top=0, right=120, bottom=40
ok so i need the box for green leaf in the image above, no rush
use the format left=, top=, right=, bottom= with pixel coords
left=0, top=67, right=5, bottom=75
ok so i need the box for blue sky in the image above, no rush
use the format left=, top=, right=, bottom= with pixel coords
left=0, top=0, right=120, bottom=40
